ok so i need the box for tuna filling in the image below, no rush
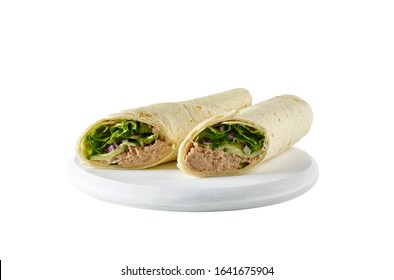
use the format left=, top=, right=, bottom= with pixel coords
left=185, top=142, right=262, bottom=173
left=102, top=140, right=171, bottom=167
left=185, top=123, right=266, bottom=173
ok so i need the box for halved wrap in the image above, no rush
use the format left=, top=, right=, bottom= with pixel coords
left=77, top=88, right=252, bottom=169
left=177, top=95, right=313, bottom=177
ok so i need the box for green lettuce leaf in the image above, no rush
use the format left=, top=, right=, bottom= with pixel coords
left=195, top=123, right=265, bottom=156
left=84, top=120, right=159, bottom=159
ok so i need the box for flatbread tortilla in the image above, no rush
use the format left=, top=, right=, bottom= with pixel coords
left=177, top=95, right=313, bottom=177
left=77, top=88, right=252, bottom=169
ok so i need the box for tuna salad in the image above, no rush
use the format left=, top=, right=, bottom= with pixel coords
left=82, top=120, right=171, bottom=167
left=184, top=123, right=266, bottom=174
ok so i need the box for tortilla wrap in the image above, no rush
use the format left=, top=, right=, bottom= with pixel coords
left=77, top=88, right=252, bottom=169
left=177, top=95, right=313, bottom=177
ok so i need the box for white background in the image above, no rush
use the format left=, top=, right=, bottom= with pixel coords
left=1, top=0, right=393, bottom=279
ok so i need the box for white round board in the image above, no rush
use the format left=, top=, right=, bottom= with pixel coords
left=67, top=147, right=319, bottom=212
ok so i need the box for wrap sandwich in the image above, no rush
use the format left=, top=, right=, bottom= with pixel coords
left=77, top=88, right=252, bottom=169
left=177, top=95, right=313, bottom=177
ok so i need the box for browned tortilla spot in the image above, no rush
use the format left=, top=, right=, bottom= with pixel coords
left=138, top=112, right=153, bottom=118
